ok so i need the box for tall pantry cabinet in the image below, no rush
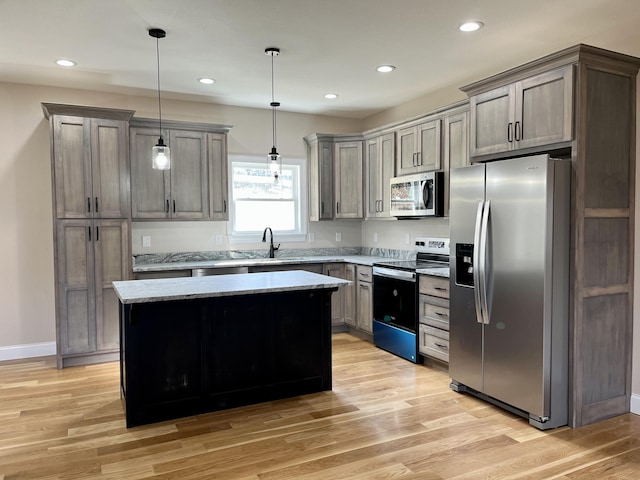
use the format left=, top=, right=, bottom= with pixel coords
left=43, top=103, right=134, bottom=368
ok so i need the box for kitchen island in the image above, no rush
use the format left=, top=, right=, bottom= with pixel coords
left=113, top=270, right=349, bottom=427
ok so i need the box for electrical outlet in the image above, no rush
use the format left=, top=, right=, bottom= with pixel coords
left=405, top=233, right=411, bottom=245
left=215, top=234, right=223, bottom=245
left=308, top=232, right=315, bottom=242
left=373, top=232, right=378, bottom=243
left=335, top=232, right=342, bottom=242
left=142, top=235, right=151, bottom=247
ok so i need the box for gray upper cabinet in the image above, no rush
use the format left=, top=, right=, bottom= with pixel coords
left=468, top=65, right=573, bottom=158
left=305, top=135, right=334, bottom=221
left=130, top=119, right=231, bottom=220
left=365, top=133, right=395, bottom=218
left=208, top=133, right=229, bottom=220
left=443, top=108, right=469, bottom=216
left=334, top=141, right=364, bottom=219
left=130, top=127, right=208, bottom=219
left=50, top=115, right=130, bottom=219
left=396, top=118, right=441, bottom=175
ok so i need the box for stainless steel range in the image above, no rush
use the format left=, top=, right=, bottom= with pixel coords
left=372, top=237, right=450, bottom=362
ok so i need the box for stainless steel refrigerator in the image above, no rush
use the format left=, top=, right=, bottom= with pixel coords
left=449, top=154, right=570, bottom=430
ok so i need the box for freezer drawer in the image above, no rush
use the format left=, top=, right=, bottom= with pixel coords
left=419, top=324, right=449, bottom=363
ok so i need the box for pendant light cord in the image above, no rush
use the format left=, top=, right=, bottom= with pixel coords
left=156, top=35, right=162, bottom=137
left=271, top=52, right=277, bottom=148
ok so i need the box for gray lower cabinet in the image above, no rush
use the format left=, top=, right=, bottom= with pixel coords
left=418, top=275, right=450, bottom=363
left=323, top=263, right=346, bottom=327
left=56, top=219, right=129, bottom=366
left=356, top=266, right=373, bottom=333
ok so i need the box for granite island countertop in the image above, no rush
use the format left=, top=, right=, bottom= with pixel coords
left=113, top=270, right=351, bottom=304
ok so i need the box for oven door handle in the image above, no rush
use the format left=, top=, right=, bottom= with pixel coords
left=373, top=267, right=416, bottom=282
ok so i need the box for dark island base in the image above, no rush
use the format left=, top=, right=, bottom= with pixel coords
left=119, top=288, right=335, bottom=428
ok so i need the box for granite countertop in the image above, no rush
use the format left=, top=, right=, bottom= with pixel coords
left=113, top=270, right=351, bottom=304
left=416, top=266, right=450, bottom=278
left=133, top=255, right=389, bottom=273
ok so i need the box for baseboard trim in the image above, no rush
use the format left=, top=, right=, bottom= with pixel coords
left=0, top=342, right=56, bottom=361
left=631, top=394, right=640, bottom=416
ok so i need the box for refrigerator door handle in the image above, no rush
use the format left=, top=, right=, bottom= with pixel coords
left=479, top=200, right=491, bottom=324
left=473, top=201, right=485, bottom=324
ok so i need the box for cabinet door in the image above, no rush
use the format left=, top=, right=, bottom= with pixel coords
left=357, top=279, right=373, bottom=333
left=443, top=110, right=469, bottom=216
left=208, top=133, right=229, bottom=220
left=308, top=141, right=334, bottom=221
left=52, top=116, right=92, bottom=219
left=334, top=141, right=363, bottom=219
left=379, top=133, right=395, bottom=217
left=344, top=264, right=356, bottom=327
left=365, top=138, right=380, bottom=218
left=94, top=219, right=128, bottom=351
left=56, top=220, right=95, bottom=355
left=417, top=119, right=441, bottom=171
left=130, top=127, right=170, bottom=219
left=516, top=65, right=573, bottom=149
left=396, top=126, right=417, bottom=176
left=90, top=119, right=130, bottom=218
left=170, top=130, right=208, bottom=219
left=469, top=84, right=515, bottom=157
left=323, top=263, right=345, bottom=326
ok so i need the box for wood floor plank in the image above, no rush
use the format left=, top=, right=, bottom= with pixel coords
left=0, top=333, right=639, bottom=479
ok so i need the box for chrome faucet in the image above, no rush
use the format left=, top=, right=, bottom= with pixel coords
left=262, top=227, right=280, bottom=258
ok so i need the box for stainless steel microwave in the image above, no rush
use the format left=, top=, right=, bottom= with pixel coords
left=390, top=171, right=444, bottom=218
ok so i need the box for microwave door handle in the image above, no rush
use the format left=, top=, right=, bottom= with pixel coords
left=422, top=180, right=430, bottom=209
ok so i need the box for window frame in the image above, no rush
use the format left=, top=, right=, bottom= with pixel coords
left=227, top=154, right=308, bottom=244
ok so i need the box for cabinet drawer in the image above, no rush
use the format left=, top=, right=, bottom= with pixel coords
left=419, top=324, right=449, bottom=363
left=356, top=265, right=373, bottom=283
left=419, top=295, right=450, bottom=331
left=419, top=275, right=449, bottom=298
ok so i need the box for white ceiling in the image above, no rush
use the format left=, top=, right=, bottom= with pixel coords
left=1, top=0, right=640, bottom=119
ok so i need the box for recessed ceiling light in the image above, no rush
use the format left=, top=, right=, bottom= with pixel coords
left=55, top=59, right=76, bottom=67
left=324, top=93, right=339, bottom=99
left=198, top=77, right=215, bottom=85
left=376, top=65, right=396, bottom=73
left=459, top=21, right=484, bottom=32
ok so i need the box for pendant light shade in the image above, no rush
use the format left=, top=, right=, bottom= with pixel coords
left=149, top=28, right=170, bottom=170
left=265, top=47, right=281, bottom=182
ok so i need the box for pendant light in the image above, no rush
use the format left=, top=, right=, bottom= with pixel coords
left=265, top=47, right=281, bottom=183
left=149, top=28, right=170, bottom=170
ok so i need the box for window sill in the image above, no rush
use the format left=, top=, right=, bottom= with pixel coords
left=227, top=233, right=308, bottom=245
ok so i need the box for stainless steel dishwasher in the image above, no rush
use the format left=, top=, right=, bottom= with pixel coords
left=191, top=266, right=249, bottom=276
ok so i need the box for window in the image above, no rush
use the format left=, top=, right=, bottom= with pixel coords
left=228, top=155, right=307, bottom=243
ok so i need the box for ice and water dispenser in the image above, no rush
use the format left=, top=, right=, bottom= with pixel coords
left=455, top=244, right=474, bottom=287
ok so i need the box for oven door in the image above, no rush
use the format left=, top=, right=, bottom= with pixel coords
left=373, top=267, right=418, bottom=332
left=373, top=267, right=420, bottom=363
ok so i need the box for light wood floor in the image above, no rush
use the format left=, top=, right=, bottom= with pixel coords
left=1, top=333, right=639, bottom=479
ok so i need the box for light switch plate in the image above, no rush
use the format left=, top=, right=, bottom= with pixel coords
left=142, top=235, right=151, bottom=247
left=405, top=233, right=411, bottom=245
left=373, top=232, right=378, bottom=243
left=335, top=232, right=342, bottom=242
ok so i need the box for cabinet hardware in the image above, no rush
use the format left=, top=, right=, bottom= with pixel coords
left=507, top=122, right=513, bottom=143
left=173, top=200, right=176, bottom=213
left=96, top=226, right=99, bottom=242
left=87, top=226, right=91, bottom=242
left=417, top=152, right=422, bottom=166
left=435, top=311, right=448, bottom=317
left=515, top=121, right=521, bottom=141
left=412, top=152, right=417, bottom=167
left=87, top=197, right=91, bottom=213
left=321, top=201, right=324, bottom=214
left=166, top=199, right=170, bottom=214
left=95, top=197, right=99, bottom=212
left=223, top=200, right=227, bottom=213
left=336, top=202, right=340, bottom=214
left=434, top=342, right=448, bottom=350
left=434, top=286, right=447, bottom=291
